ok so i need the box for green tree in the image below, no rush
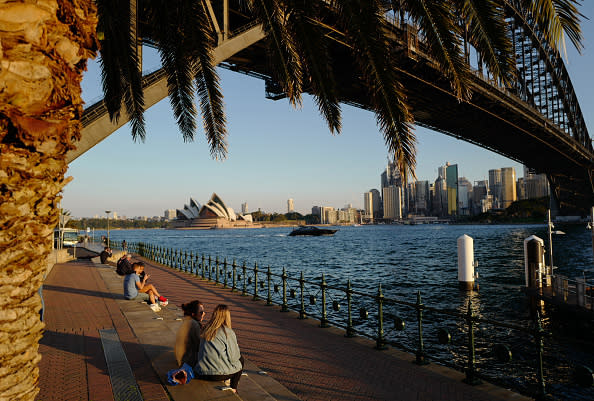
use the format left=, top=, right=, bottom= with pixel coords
left=0, top=1, right=584, bottom=399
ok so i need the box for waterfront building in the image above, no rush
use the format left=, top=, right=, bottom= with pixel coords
left=383, top=185, right=403, bottom=219
left=312, top=206, right=321, bottom=218
left=501, top=167, right=517, bottom=208
left=488, top=169, right=502, bottom=208
left=164, top=209, right=176, bottom=220
left=517, top=177, right=526, bottom=200
left=287, top=198, right=294, bottom=213
left=172, top=193, right=254, bottom=229
left=321, top=206, right=337, bottom=224
left=241, top=202, right=248, bottom=214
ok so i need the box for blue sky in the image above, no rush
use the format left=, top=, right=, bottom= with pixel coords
left=63, top=6, right=594, bottom=217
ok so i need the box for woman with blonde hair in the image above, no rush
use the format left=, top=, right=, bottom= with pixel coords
left=194, top=304, right=244, bottom=392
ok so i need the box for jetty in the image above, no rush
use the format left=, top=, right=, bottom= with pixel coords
left=37, top=245, right=530, bottom=401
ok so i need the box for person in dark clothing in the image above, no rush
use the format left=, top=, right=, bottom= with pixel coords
left=116, top=253, right=134, bottom=276
left=99, top=247, right=112, bottom=264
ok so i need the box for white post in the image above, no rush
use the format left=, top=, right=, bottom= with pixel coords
left=547, top=209, right=554, bottom=274
left=457, top=234, right=474, bottom=290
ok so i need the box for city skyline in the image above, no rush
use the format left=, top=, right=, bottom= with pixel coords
left=62, top=4, right=594, bottom=217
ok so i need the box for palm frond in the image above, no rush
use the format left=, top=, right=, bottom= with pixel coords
left=403, top=0, right=470, bottom=99
left=148, top=0, right=197, bottom=142
left=284, top=0, right=342, bottom=133
left=455, top=0, right=515, bottom=86
left=192, top=2, right=228, bottom=159
left=96, top=0, right=145, bottom=140
left=332, top=0, right=416, bottom=179
left=525, top=0, right=584, bottom=54
left=248, top=0, right=304, bottom=106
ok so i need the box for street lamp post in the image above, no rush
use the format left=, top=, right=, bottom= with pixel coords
left=105, top=210, right=111, bottom=247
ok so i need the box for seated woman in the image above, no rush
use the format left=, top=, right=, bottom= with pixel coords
left=123, top=262, right=168, bottom=310
left=175, top=300, right=205, bottom=367
left=194, top=304, right=244, bottom=393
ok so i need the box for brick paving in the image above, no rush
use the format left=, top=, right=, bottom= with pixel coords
left=37, top=256, right=530, bottom=401
left=38, top=261, right=169, bottom=401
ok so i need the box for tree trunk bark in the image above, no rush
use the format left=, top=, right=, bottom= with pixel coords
left=0, top=1, right=97, bottom=399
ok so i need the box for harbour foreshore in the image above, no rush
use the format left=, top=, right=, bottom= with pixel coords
left=37, top=246, right=532, bottom=401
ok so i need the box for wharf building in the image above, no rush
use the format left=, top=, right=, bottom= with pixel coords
left=171, top=193, right=254, bottom=229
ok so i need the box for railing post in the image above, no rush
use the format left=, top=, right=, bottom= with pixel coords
left=208, top=256, right=212, bottom=281
left=232, top=259, right=237, bottom=291
left=415, top=291, right=429, bottom=365
left=320, top=274, right=329, bottom=328
left=253, top=262, right=259, bottom=300
left=215, top=256, right=220, bottom=284
left=201, top=254, right=205, bottom=279
left=281, top=267, right=288, bottom=312
left=464, top=299, right=481, bottom=385
left=376, top=284, right=387, bottom=349
left=266, top=266, right=272, bottom=305
left=345, top=280, right=354, bottom=337
left=299, top=271, right=306, bottom=319
left=195, top=253, right=200, bottom=277
left=534, top=311, right=547, bottom=400
left=223, top=257, right=228, bottom=288
left=242, top=261, right=247, bottom=296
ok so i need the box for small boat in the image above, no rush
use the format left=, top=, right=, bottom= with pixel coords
left=288, top=226, right=338, bottom=236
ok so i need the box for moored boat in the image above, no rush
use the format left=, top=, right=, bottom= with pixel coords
left=288, top=226, right=338, bottom=236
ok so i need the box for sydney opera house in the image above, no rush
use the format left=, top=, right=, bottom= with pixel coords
left=170, top=193, right=255, bottom=229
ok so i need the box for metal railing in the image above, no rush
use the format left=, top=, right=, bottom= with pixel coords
left=109, top=240, right=594, bottom=399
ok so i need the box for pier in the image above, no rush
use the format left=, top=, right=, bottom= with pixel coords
left=37, top=245, right=530, bottom=401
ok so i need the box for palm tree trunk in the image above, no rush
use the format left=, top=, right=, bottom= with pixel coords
left=0, top=1, right=97, bottom=399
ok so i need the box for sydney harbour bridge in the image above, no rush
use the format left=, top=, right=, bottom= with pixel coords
left=70, top=1, right=593, bottom=215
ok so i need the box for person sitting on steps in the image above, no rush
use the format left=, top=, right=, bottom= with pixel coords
left=123, top=262, right=168, bottom=310
left=175, top=300, right=205, bottom=368
left=194, top=304, right=244, bottom=393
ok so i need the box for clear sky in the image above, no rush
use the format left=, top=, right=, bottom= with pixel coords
left=63, top=6, right=594, bottom=217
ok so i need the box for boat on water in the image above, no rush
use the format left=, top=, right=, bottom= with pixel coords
left=288, top=226, right=338, bottom=236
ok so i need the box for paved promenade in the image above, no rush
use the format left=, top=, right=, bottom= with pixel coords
left=37, top=252, right=531, bottom=401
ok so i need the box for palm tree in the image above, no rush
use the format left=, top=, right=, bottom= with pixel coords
left=0, top=1, right=584, bottom=399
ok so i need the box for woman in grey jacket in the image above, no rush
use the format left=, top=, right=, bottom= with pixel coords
left=194, top=304, right=244, bottom=392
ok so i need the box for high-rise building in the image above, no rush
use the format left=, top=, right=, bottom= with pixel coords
left=458, top=177, right=472, bottom=215
left=363, top=191, right=374, bottom=220
left=312, top=206, right=321, bottom=217
left=383, top=185, right=403, bottom=219
left=407, top=180, right=430, bottom=215
left=472, top=181, right=488, bottom=215
left=488, top=169, right=502, bottom=208
left=446, top=163, right=458, bottom=216
left=164, top=209, right=176, bottom=220
left=501, top=167, right=517, bottom=208
left=241, top=202, right=249, bottom=214
left=321, top=206, right=336, bottom=224
left=370, top=189, right=382, bottom=219
left=287, top=198, right=294, bottom=213
left=523, top=166, right=549, bottom=199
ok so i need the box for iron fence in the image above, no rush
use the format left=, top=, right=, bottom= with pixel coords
left=108, top=240, right=594, bottom=400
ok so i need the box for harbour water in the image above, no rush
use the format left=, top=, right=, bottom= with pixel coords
left=99, top=223, right=593, bottom=400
